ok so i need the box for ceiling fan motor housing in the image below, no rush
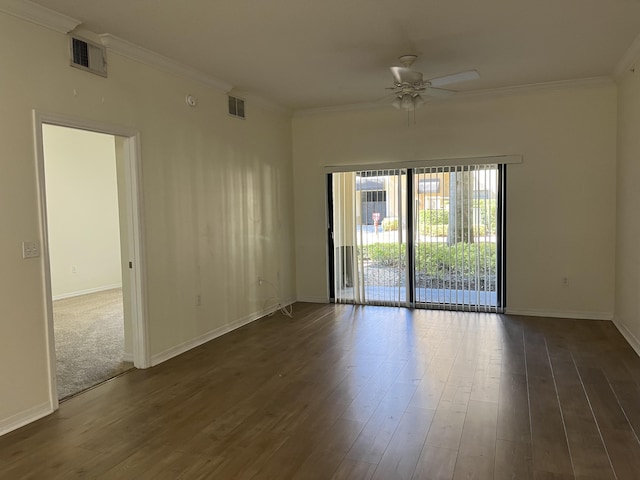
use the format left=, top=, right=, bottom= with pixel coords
left=398, top=54, right=418, bottom=67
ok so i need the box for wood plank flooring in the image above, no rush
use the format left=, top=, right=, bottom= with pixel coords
left=2, top=303, right=640, bottom=479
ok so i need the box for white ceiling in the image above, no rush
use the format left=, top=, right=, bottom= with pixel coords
left=27, top=0, right=640, bottom=110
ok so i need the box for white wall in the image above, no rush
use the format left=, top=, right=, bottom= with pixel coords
left=615, top=67, right=640, bottom=352
left=293, top=84, right=617, bottom=317
left=43, top=125, right=122, bottom=299
left=0, top=12, right=295, bottom=433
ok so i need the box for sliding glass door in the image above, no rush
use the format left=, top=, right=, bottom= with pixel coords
left=330, top=163, right=504, bottom=312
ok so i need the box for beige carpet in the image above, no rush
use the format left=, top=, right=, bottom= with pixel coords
left=53, top=288, right=133, bottom=400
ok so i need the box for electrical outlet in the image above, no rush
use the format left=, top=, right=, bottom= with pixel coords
left=22, top=241, right=39, bottom=259
left=71, top=266, right=77, bottom=274
left=195, top=294, right=202, bottom=306
left=562, top=277, right=569, bottom=286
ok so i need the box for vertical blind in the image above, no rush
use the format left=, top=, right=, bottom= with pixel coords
left=413, top=164, right=499, bottom=312
left=331, top=164, right=501, bottom=312
left=332, top=170, right=407, bottom=306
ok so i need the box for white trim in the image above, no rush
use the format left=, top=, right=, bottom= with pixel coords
left=0, top=2, right=614, bottom=115
left=0, top=0, right=80, bottom=33
left=33, top=112, right=60, bottom=412
left=452, top=76, right=613, bottom=101
left=99, top=34, right=289, bottom=115
left=241, top=92, right=291, bottom=116
left=294, top=76, right=614, bottom=117
left=613, top=315, right=640, bottom=358
left=0, top=5, right=287, bottom=113
left=614, top=32, right=640, bottom=78
left=297, top=295, right=330, bottom=304
left=33, top=112, right=140, bottom=139
left=121, top=132, right=151, bottom=369
left=99, top=34, right=232, bottom=92
left=0, top=402, right=52, bottom=437
left=33, top=111, right=150, bottom=415
left=504, top=308, right=613, bottom=321
left=294, top=101, right=392, bottom=117
left=227, top=88, right=291, bottom=116
left=52, top=284, right=122, bottom=301
left=150, top=299, right=296, bottom=367
left=122, top=352, right=134, bottom=363
left=324, top=155, right=522, bottom=174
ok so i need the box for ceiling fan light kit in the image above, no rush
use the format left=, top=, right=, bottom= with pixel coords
left=393, top=93, right=425, bottom=111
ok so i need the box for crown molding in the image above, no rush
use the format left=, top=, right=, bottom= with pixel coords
left=100, top=34, right=232, bottom=92
left=293, top=101, right=392, bottom=117
left=0, top=2, right=289, bottom=113
left=242, top=92, right=291, bottom=116
left=100, top=34, right=290, bottom=114
left=227, top=87, right=291, bottom=115
left=452, top=76, right=614, bottom=101
left=0, top=0, right=80, bottom=33
left=614, top=32, right=640, bottom=78
left=294, top=76, right=615, bottom=117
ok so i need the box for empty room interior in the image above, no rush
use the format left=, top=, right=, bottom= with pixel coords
left=2, top=1, right=640, bottom=479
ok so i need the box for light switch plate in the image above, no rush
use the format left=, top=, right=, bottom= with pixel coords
left=22, top=241, right=40, bottom=259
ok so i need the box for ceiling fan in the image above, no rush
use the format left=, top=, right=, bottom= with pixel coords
left=388, top=55, right=480, bottom=111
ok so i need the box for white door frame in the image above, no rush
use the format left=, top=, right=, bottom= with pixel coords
left=33, top=111, right=150, bottom=410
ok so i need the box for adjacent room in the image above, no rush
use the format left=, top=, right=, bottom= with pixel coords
left=42, top=125, right=133, bottom=399
left=1, top=0, right=640, bottom=479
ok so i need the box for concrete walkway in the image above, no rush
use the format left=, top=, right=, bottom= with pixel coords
left=337, top=285, right=497, bottom=307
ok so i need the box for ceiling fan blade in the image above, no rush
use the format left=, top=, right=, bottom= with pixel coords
left=423, top=87, right=455, bottom=98
left=390, top=66, right=423, bottom=84
left=428, top=70, right=479, bottom=88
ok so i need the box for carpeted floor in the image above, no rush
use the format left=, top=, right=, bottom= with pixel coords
left=53, top=288, right=133, bottom=400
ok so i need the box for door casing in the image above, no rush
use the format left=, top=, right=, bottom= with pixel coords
left=33, top=111, right=150, bottom=411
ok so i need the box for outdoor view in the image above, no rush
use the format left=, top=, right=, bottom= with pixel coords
left=332, top=165, right=500, bottom=310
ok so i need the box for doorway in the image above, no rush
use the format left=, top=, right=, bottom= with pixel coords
left=34, top=113, right=148, bottom=408
left=328, top=163, right=504, bottom=312
left=43, top=125, right=132, bottom=399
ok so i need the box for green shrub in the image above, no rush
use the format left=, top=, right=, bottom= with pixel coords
left=420, top=224, right=449, bottom=237
left=418, top=210, right=450, bottom=236
left=418, top=209, right=449, bottom=225
left=382, top=217, right=398, bottom=231
left=360, top=243, right=406, bottom=267
left=360, top=241, right=497, bottom=277
left=415, top=242, right=497, bottom=276
left=419, top=223, right=488, bottom=238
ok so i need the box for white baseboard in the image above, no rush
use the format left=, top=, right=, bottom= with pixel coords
left=613, top=315, right=640, bottom=358
left=150, top=298, right=297, bottom=367
left=0, top=401, right=52, bottom=437
left=504, top=308, right=613, bottom=321
left=297, top=295, right=330, bottom=304
left=122, top=353, right=134, bottom=363
left=52, top=284, right=122, bottom=301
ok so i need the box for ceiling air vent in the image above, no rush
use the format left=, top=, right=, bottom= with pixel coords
left=69, top=35, right=107, bottom=77
left=228, top=96, right=245, bottom=119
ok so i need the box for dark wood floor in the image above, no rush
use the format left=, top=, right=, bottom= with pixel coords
left=2, top=303, right=640, bottom=479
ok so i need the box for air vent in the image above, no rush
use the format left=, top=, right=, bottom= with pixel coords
left=228, top=96, right=245, bottom=119
left=69, top=35, right=107, bottom=77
